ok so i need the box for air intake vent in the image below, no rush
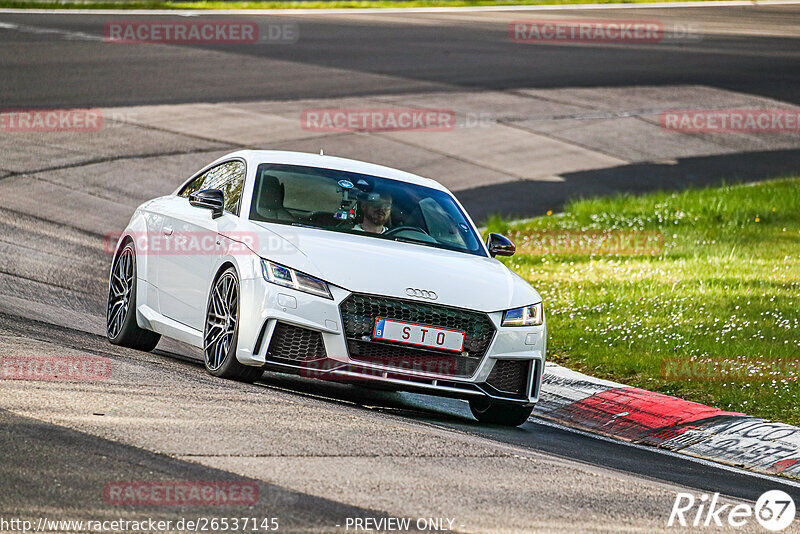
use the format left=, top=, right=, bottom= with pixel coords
left=485, top=359, right=529, bottom=398
left=267, top=322, right=327, bottom=362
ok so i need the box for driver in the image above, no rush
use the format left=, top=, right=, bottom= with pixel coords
left=354, top=192, right=392, bottom=234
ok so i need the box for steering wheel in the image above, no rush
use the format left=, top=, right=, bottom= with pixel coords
left=383, top=225, right=429, bottom=236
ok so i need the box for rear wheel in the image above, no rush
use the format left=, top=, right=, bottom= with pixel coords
left=204, top=267, right=263, bottom=382
left=106, top=242, right=161, bottom=351
left=469, top=397, right=533, bottom=427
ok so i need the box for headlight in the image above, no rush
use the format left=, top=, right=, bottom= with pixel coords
left=502, top=302, right=543, bottom=327
left=261, top=259, right=332, bottom=300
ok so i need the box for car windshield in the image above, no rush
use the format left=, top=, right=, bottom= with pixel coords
left=249, top=163, right=485, bottom=257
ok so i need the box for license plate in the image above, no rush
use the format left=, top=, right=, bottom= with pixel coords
left=372, top=318, right=465, bottom=352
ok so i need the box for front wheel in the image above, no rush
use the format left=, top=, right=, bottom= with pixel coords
left=469, top=398, right=533, bottom=427
left=203, top=267, right=263, bottom=382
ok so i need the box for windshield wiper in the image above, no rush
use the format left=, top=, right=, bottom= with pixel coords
left=392, top=236, right=436, bottom=247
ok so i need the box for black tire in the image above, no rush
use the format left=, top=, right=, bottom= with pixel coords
left=203, top=267, right=263, bottom=383
left=106, top=242, right=161, bottom=351
left=469, top=397, right=534, bottom=427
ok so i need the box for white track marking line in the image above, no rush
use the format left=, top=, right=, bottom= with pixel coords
left=0, top=20, right=103, bottom=40
left=2, top=0, right=800, bottom=15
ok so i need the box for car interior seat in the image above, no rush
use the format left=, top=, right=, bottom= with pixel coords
left=254, top=174, right=294, bottom=221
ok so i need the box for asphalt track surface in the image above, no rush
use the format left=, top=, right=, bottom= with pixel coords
left=4, top=7, right=800, bottom=220
left=1, top=8, right=799, bottom=108
left=1, top=6, right=800, bottom=532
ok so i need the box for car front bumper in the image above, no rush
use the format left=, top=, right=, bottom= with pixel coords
left=236, top=280, right=546, bottom=406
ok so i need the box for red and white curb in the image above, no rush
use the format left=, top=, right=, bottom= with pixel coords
left=538, top=363, right=800, bottom=479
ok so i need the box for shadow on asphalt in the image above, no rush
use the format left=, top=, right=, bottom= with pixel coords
left=458, top=148, right=800, bottom=221
left=0, top=408, right=417, bottom=530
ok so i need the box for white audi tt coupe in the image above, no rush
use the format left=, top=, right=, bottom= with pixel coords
left=107, top=150, right=546, bottom=426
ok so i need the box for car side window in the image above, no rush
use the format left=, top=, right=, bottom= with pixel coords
left=179, top=160, right=246, bottom=216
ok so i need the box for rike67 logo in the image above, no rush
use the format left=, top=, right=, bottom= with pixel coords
left=669, top=490, right=796, bottom=531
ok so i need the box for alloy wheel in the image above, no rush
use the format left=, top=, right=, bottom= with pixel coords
left=107, top=245, right=134, bottom=339
left=204, top=271, right=239, bottom=371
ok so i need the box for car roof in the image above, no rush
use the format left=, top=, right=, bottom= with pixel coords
left=215, top=150, right=449, bottom=192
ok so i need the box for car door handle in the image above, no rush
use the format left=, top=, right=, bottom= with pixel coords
left=163, top=227, right=173, bottom=236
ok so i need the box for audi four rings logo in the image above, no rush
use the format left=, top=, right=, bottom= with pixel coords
left=406, top=288, right=438, bottom=300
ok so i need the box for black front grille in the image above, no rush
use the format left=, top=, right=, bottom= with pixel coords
left=485, top=359, right=529, bottom=398
left=339, top=293, right=495, bottom=378
left=267, top=322, right=327, bottom=362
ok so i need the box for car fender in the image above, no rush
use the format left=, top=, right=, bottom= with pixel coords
left=113, top=200, right=170, bottom=327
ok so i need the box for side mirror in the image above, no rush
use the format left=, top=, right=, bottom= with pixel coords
left=487, top=233, right=516, bottom=257
left=189, top=189, right=225, bottom=219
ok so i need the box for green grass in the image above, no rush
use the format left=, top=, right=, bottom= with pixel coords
left=486, top=177, right=800, bottom=424
left=0, top=0, right=733, bottom=9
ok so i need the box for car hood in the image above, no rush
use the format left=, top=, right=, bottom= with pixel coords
left=246, top=222, right=541, bottom=312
